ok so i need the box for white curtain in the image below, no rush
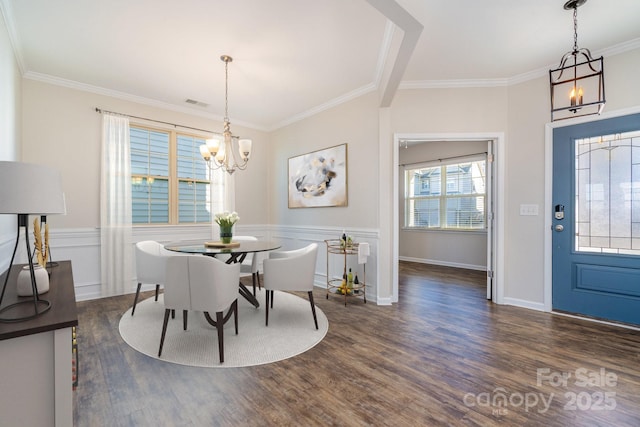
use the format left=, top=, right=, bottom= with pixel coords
left=100, top=113, right=133, bottom=297
left=210, top=169, right=235, bottom=240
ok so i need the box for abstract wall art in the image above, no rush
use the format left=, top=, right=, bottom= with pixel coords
left=288, top=143, right=348, bottom=208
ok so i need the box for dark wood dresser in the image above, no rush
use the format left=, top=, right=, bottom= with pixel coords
left=0, top=260, right=78, bottom=427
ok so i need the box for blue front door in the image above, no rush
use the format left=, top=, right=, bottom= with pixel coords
left=552, top=113, right=640, bottom=325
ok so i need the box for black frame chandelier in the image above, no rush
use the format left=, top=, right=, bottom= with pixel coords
left=549, top=0, right=605, bottom=122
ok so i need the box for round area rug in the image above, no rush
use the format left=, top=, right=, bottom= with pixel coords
left=118, top=289, right=328, bottom=368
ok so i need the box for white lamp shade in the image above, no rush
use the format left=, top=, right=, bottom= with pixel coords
left=0, top=161, right=66, bottom=215
left=199, top=144, right=210, bottom=159
left=215, top=143, right=226, bottom=162
left=206, top=138, right=220, bottom=154
left=238, top=139, right=252, bottom=160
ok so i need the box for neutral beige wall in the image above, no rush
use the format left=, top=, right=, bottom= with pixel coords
left=20, top=79, right=270, bottom=229
left=269, top=91, right=379, bottom=230
left=391, top=86, right=509, bottom=133
left=604, top=48, right=640, bottom=109
left=504, top=76, right=549, bottom=304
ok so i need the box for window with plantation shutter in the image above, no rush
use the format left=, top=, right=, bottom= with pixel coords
left=131, top=127, right=170, bottom=224
left=130, top=125, right=214, bottom=225
left=404, top=157, right=486, bottom=230
left=176, top=134, right=210, bottom=223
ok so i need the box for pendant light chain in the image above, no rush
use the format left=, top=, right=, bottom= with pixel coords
left=224, top=58, right=230, bottom=123
left=573, top=6, right=579, bottom=52
left=199, top=55, right=253, bottom=174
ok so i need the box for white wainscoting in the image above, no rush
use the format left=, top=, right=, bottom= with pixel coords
left=270, top=225, right=379, bottom=304
left=5, top=225, right=380, bottom=303
left=49, top=225, right=215, bottom=301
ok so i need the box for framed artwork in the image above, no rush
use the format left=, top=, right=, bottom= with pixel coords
left=288, top=143, right=348, bottom=208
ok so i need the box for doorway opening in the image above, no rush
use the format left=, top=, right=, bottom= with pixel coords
left=392, top=133, right=505, bottom=304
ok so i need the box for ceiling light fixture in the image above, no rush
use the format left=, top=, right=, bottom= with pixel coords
left=549, top=0, right=605, bottom=122
left=200, top=55, right=252, bottom=174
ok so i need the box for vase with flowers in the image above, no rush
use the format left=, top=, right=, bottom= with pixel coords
left=215, top=211, right=239, bottom=244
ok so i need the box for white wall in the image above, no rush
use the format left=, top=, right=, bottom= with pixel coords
left=399, top=140, right=488, bottom=270
left=0, top=11, right=22, bottom=272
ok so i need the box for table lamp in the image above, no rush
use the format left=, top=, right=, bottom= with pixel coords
left=0, top=161, right=66, bottom=322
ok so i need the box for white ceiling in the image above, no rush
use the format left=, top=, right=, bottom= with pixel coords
left=2, top=0, right=640, bottom=131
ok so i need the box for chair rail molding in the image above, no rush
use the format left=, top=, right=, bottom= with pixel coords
left=269, top=224, right=381, bottom=304
left=4, top=224, right=381, bottom=303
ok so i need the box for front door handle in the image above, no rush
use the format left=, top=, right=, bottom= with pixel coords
left=555, top=224, right=564, bottom=232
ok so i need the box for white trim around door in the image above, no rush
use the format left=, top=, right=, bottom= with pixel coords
left=392, top=132, right=506, bottom=305
left=544, top=105, right=640, bottom=312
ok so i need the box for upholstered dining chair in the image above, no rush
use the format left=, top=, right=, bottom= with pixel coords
left=159, top=255, right=241, bottom=363
left=262, top=243, right=319, bottom=330
left=133, top=240, right=171, bottom=316
left=232, top=235, right=263, bottom=296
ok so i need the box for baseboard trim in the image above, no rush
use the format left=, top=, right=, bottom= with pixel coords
left=399, top=256, right=485, bottom=271
left=502, top=297, right=546, bottom=312
left=551, top=311, right=640, bottom=331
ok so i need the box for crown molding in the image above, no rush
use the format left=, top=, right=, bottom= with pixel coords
left=399, top=78, right=509, bottom=89
left=269, top=82, right=378, bottom=131
left=596, top=37, right=640, bottom=58
left=402, top=37, right=640, bottom=90
left=373, top=20, right=396, bottom=89
left=22, top=71, right=270, bottom=132
left=9, top=0, right=640, bottom=133
left=509, top=37, right=640, bottom=86
left=0, top=0, right=26, bottom=73
left=366, top=0, right=423, bottom=108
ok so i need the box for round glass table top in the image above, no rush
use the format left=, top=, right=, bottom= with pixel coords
left=164, top=239, right=281, bottom=256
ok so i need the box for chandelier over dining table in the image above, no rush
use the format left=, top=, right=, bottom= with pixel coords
left=199, top=55, right=252, bottom=174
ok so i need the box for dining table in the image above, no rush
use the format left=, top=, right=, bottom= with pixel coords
left=164, top=239, right=281, bottom=309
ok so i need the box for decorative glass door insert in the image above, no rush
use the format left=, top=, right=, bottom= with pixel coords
left=575, top=130, right=640, bottom=255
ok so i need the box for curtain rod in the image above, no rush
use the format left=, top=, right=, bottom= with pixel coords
left=95, top=107, right=218, bottom=135
left=400, top=151, right=487, bottom=167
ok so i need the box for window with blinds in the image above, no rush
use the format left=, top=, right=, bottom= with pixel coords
left=130, top=126, right=212, bottom=225
left=404, top=157, right=486, bottom=230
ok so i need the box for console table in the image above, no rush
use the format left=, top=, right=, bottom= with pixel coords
left=0, top=260, right=78, bottom=427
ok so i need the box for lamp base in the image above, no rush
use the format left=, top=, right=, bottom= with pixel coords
left=16, top=265, right=50, bottom=296
left=0, top=299, right=52, bottom=323
left=0, top=214, right=53, bottom=323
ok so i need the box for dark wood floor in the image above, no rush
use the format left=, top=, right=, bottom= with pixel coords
left=73, top=262, right=640, bottom=426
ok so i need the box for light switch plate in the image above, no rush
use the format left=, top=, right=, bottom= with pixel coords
left=520, top=204, right=539, bottom=216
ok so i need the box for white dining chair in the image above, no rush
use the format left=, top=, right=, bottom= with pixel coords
left=133, top=240, right=171, bottom=316
left=262, top=243, right=319, bottom=329
left=232, top=235, right=263, bottom=296
left=159, top=255, right=241, bottom=363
